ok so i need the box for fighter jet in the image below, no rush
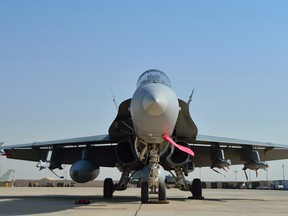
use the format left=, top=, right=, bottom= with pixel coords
left=1, top=69, right=288, bottom=203
left=0, top=169, right=15, bottom=186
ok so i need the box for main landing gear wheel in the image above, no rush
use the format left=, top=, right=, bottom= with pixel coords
left=103, top=178, right=114, bottom=199
left=189, top=178, right=204, bottom=199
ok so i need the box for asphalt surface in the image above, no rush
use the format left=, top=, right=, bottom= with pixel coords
left=0, top=187, right=287, bottom=216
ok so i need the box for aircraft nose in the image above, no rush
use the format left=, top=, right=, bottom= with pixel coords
left=143, top=91, right=168, bottom=116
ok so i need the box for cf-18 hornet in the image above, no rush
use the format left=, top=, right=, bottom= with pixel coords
left=0, top=169, right=14, bottom=186
left=1, top=70, right=288, bottom=203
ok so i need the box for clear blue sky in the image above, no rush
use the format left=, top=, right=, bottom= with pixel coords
left=1, top=1, right=288, bottom=182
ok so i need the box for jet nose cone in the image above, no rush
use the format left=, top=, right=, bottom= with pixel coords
left=143, top=91, right=168, bottom=116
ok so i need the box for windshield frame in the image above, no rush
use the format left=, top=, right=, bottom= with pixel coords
left=137, top=69, right=171, bottom=88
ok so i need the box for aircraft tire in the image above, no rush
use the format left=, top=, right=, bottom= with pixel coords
left=158, top=182, right=166, bottom=201
left=191, top=178, right=203, bottom=199
left=103, top=178, right=114, bottom=199
left=141, top=181, right=149, bottom=203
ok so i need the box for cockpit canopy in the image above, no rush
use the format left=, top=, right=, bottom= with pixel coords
left=137, top=69, right=171, bottom=88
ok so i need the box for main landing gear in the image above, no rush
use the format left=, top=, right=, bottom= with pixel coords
left=174, top=166, right=204, bottom=200
left=189, top=178, right=204, bottom=199
left=103, top=177, right=203, bottom=203
left=103, top=140, right=204, bottom=203
left=103, top=178, right=114, bottom=199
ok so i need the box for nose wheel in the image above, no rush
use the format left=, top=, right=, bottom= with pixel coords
left=141, top=181, right=149, bottom=203
left=141, top=181, right=168, bottom=204
left=158, top=181, right=166, bottom=201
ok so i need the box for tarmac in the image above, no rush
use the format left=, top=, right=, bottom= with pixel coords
left=0, top=187, right=287, bottom=216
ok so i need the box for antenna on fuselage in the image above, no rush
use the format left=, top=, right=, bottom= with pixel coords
left=111, top=89, right=118, bottom=111
left=187, top=89, right=195, bottom=106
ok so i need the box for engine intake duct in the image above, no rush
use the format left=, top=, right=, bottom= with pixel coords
left=116, top=140, right=138, bottom=166
left=167, top=141, right=190, bottom=166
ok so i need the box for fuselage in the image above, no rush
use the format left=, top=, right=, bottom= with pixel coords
left=130, top=70, right=180, bottom=144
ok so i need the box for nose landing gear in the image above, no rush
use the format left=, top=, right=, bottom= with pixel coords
left=140, top=144, right=169, bottom=204
left=141, top=181, right=169, bottom=204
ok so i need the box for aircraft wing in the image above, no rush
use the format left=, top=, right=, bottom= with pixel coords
left=2, top=97, right=288, bottom=169
left=1, top=134, right=119, bottom=167
left=187, top=134, right=288, bottom=167
left=1, top=134, right=113, bottom=149
left=0, top=99, right=133, bottom=169
left=195, top=134, right=288, bottom=149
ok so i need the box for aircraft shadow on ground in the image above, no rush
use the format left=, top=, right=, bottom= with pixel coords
left=0, top=194, right=140, bottom=215
left=198, top=197, right=267, bottom=202
left=0, top=194, right=267, bottom=215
